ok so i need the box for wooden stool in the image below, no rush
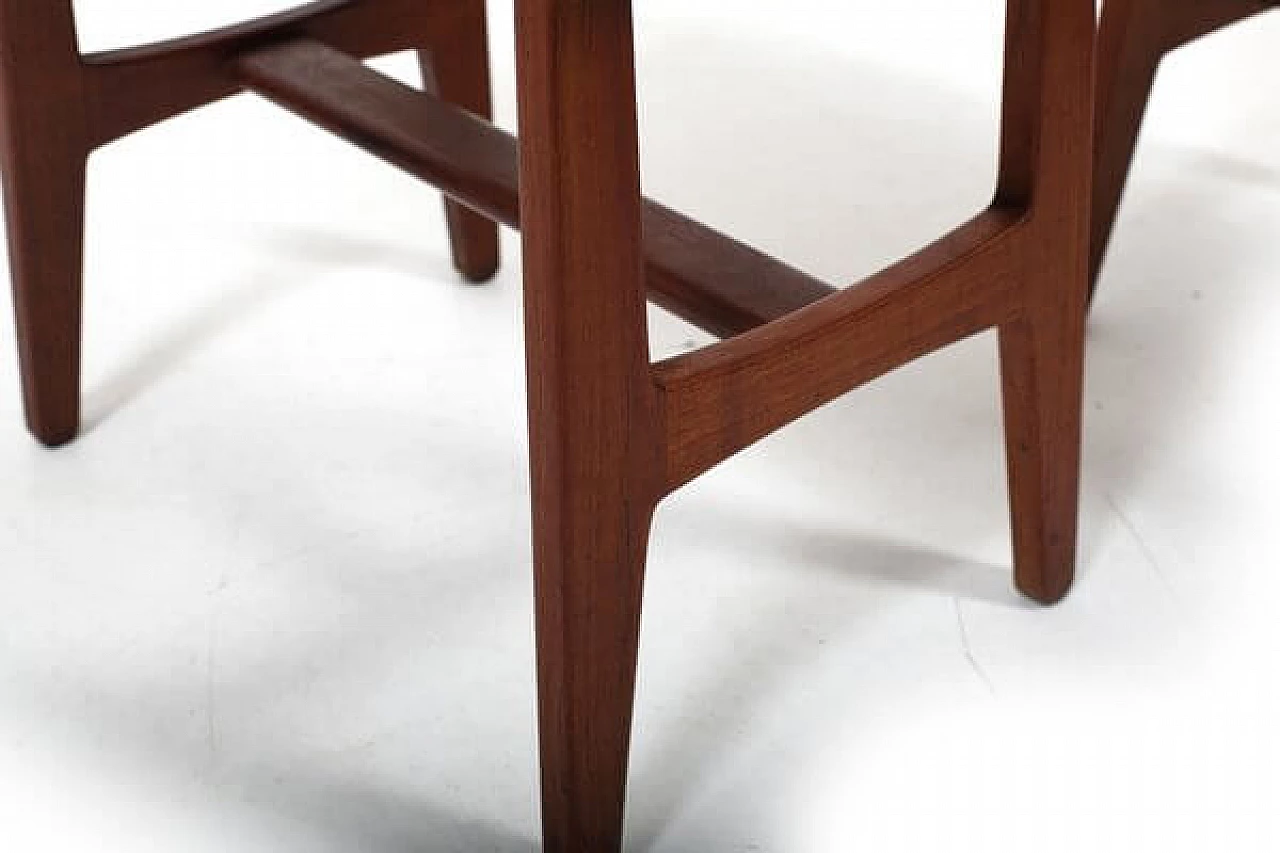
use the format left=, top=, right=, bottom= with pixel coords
left=1, top=2, right=1096, bottom=850
left=1092, top=0, right=1278, bottom=289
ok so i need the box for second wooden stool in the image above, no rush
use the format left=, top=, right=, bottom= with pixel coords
left=0, top=2, right=1097, bottom=850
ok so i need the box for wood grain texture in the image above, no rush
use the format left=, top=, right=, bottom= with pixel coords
left=0, top=0, right=90, bottom=446
left=2, top=1, right=1101, bottom=848
left=82, top=0, right=468, bottom=147
left=513, top=1, right=659, bottom=850
left=1091, top=0, right=1277, bottom=290
left=657, top=210, right=1025, bottom=491
left=418, top=0, right=500, bottom=282
left=652, top=0, right=1095, bottom=605
left=0, top=0, right=497, bottom=446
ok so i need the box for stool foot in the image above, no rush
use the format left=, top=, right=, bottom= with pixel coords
left=419, top=0, right=500, bottom=283
left=999, top=309, right=1086, bottom=605
left=532, top=495, right=652, bottom=853
left=2, top=153, right=87, bottom=447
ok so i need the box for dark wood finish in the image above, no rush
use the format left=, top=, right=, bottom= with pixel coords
left=0, top=0, right=89, bottom=446
left=657, top=210, right=1023, bottom=491
left=1091, top=0, right=1277, bottom=290
left=418, top=0, right=499, bottom=282
left=0, top=0, right=497, bottom=445
left=82, top=0, right=469, bottom=147
left=997, top=0, right=1096, bottom=603
left=513, top=4, right=660, bottom=848
left=3, top=2, right=1098, bottom=850
left=237, top=38, right=834, bottom=339
left=657, top=0, right=1095, bottom=605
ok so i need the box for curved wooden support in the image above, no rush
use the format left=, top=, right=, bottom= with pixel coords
left=656, top=209, right=1026, bottom=491
left=1091, top=0, right=1277, bottom=289
left=240, top=1, right=1095, bottom=611
left=82, top=0, right=467, bottom=148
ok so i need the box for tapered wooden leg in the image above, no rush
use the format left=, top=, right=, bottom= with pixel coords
left=0, top=0, right=90, bottom=447
left=1, top=153, right=88, bottom=447
left=418, top=0, right=500, bottom=282
left=515, top=0, right=661, bottom=849
left=996, top=0, right=1094, bottom=604
left=1090, top=0, right=1169, bottom=292
left=529, top=490, right=655, bottom=852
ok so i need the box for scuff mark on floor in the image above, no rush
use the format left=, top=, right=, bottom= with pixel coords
left=953, top=596, right=996, bottom=695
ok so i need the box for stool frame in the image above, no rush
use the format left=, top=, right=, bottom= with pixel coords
left=1, top=2, right=1096, bottom=850
left=0, top=0, right=499, bottom=447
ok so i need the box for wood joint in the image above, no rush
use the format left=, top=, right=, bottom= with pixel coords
left=655, top=209, right=1028, bottom=491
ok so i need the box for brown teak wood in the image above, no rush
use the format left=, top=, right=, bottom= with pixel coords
left=1091, top=0, right=1277, bottom=291
left=1, top=2, right=1096, bottom=851
left=0, top=0, right=499, bottom=446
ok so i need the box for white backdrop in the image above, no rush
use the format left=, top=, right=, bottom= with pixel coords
left=1, top=2, right=1277, bottom=851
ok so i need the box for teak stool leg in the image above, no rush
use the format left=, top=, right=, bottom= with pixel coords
left=515, top=1, right=660, bottom=850
left=999, top=313, right=1086, bottom=603
left=1, top=0, right=501, bottom=444
left=1091, top=0, right=1277, bottom=293
left=418, top=0, right=500, bottom=282
left=0, top=0, right=90, bottom=447
left=997, top=0, right=1095, bottom=603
